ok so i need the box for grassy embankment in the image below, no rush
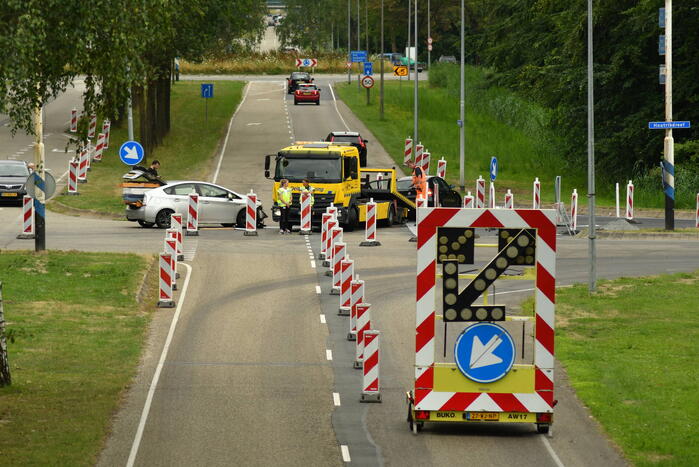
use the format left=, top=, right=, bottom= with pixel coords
left=553, top=272, right=699, bottom=466
left=51, top=80, right=244, bottom=217
left=0, top=251, right=154, bottom=465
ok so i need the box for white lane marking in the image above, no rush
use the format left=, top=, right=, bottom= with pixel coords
left=315, top=285, right=322, bottom=295
left=246, top=122, right=262, bottom=126
left=327, top=84, right=350, bottom=131
left=257, top=98, right=270, bottom=101
left=540, top=435, right=565, bottom=467
left=320, top=314, right=326, bottom=324
left=326, top=349, right=333, bottom=361
left=212, top=82, right=252, bottom=184
left=311, top=260, right=316, bottom=269
left=126, top=263, right=193, bottom=467
left=52, top=148, right=67, bottom=153
left=333, top=392, right=341, bottom=406
left=183, top=239, right=199, bottom=261
left=340, top=445, right=351, bottom=463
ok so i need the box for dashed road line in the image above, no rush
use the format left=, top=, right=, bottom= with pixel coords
left=325, top=349, right=333, bottom=361
left=320, top=314, right=326, bottom=324
left=333, top=392, right=341, bottom=406
left=540, top=435, right=565, bottom=467
left=315, top=285, right=322, bottom=295
left=340, top=445, right=351, bottom=463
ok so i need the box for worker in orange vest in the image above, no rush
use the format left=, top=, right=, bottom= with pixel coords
left=407, top=160, right=427, bottom=200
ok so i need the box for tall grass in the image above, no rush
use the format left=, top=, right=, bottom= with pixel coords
left=182, top=51, right=356, bottom=75
left=633, top=165, right=699, bottom=210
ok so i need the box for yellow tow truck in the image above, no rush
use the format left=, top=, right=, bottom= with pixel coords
left=264, top=142, right=415, bottom=230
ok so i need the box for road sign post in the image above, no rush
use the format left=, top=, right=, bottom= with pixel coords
left=201, top=83, right=213, bottom=126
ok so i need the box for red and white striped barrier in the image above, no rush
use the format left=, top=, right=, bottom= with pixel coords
left=323, top=222, right=340, bottom=268
left=299, top=191, right=311, bottom=235
left=88, top=114, right=97, bottom=138
left=93, top=133, right=105, bottom=162
left=87, top=140, right=93, bottom=171
left=339, top=256, right=354, bottom=315
left=354, top=303, right=371, bottom=369
left=360, top=330, right=381, bottom=402
left=164, top=236, right=178, bottom=290
left=696, top=193, right=699, bottom=228
left=157, top=253, right=175, bottom=308
left=348, top=277, right=364, bottom=341
left=70, top=108, right=77, bottom=132
left=436, top=158, right=446, bottom=179
left=170, top=213, right=184, bottom=260
left=102, top=120, right=111, bottom=149
left=416, top=196, right=427, bottom=208
left=360, top=199, right=380, bottom=246
left=533, top=177, right=541, bottom=209
left=476, top=176, right=485, bottom=208
left=67, top=160, right=79, bottom=195
left=571, top=189, right=578, bottom=232
left=319, top=212, right=334, bottom=260
left=488, top=182, right=496, bottom=209
left=186, top=193, right=199, bottom=236
left=244, top=190, right=258, bottom=236
left=16, top=195, right=35, bottom=239
left=330, top=241, right=346, bottom=295
left=404, top=137, right=413, bottom=165
left=505, top=189, right=514, bottom=209
left=422, top=151, right=431, bottom=175
left=463, top=191, right=474, bottom=208
left=414, top=143, right=424, bottom=170
left=78, top=147, right=88, bottom=183
left=615, top=182, right=620, bottom=218
left=626, top=180, right=634, bottom=220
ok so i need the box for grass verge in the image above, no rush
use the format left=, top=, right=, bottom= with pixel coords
left=555, top=272, right=699, bottom=466
left=51, top=80, right=244, bottom=217
left=0, top=251, right=155, bottom=466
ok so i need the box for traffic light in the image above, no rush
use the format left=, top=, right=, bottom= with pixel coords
left=436, top=227, right=475, bottom=264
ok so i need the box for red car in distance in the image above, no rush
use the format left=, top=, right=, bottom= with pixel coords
left=294, top=83, right=321, bottom=105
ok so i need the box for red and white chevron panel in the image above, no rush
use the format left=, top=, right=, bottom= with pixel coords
left=362, top=330, right=380, bottom=398
left=414, top=207, right=556, bottom=414
left=300, top=191, right=311, bottom=233
left=348, top=278, right=364, bottom=341
left=476, top=176, right=485, bottom=209
left=626, top=180, right=634, bottom=220
left=158, top=253, right=175, bottom=308
left=533, top=177, right=541, bottom=209
left=339, top=257, right=354, bottom=315
left=365, top=201, right=377, bottom=242
left=354, top=303, right=371, bottom=368
left=404, top=138, right=413, bottom=165
left=437, top=158, right=446, bottom=179
left=331, top=242, right=346, bottom=293
left=187, top=193, right=199, bottom=236
left=246, top=191, right=258, bottom=233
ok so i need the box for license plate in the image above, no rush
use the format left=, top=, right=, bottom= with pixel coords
left=1, top=192, right=18, bottom=197
left=467, top=412, right=499, bottom=421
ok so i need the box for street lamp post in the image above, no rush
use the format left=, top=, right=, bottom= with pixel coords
left=427, top=0, right=431, bottom=70
left=587, top=0, right=597, bottom=292
left=347, top=0, right=351, bottom=84
left=413, top=0, right=418, bottom=143
left=380, top=0, right=384, bottom=120
left=459, top=0, right=465, bottom=193
left=663, top=0, right=674, bottom=231
left=407, top=0, right=411, bottom=82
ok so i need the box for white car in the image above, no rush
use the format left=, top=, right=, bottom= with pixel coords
left=125, top=180, right=266, bottom=229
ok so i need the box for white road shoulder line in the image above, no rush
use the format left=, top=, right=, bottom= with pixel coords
left=126, top=263, right=193, bottom=467
left=328, top=84, right=350, bottom=131
left=540, top=434, right=565, bottom=467
left=326, top=349, right=333, bottom=361
left=211, top=82, right=252, bottom=184
left=315, top=285, right=322, bottom=295
left=340, top=445, right=351, bottom=463
left=320, top=314, right=326, bottom=324
left=311, top=260, right=316, bottom=269
left=333, top=392, right=341, bottom=406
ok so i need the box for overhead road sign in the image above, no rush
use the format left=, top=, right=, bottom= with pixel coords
left=26, top=171, right=56, bottom=199
left=648, top=121, right=691, bottom=130
left=454, top=323, right=516, bottom=383
left=350, top=50, right=367, bottom=63
left=119, top=141, right=145, bottom=166
left=200, top=83, right=213, bottom=98
left=363, top=62, right=373, bottom=76
left=490, top=156, right=498, bottom=181
left=361, top=76, right=375, bottom=89
left=296, top=58, right=318, bottom=67
left=393, top=65, right=408, bottom=77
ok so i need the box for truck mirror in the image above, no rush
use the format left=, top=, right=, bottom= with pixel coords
left=264, top=155, right=271, bottom=171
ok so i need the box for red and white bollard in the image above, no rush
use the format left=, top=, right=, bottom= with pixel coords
left=244, top=190, right=258, bottom=236
left=354, top=303, right=371, bottom=369
left=102, top=120, right=111, bottom=149
left=17, top=195, right=35, bottom=239
left=78, top=147, right=88, bottom=183
left=85, top=140, right=92, bottom=171
left=170, top=213, right=184, bottom=260
left=93, top=133, right=105, bottom=162
left=88, top=114, right=97, bottom=138
left=360, top=330, right=381, bottom=402
left=70, top=108, right=77, bottom=132
left=330, top=241, right=346, bottom=295
left=323, top=222, right=340, bottom=268
left=339, top=256, right=354, bottom=316
left=157, top=253, right=175, bottom=308
left=404, top=137, right=413, bottom=165
left=320, top=212, right=333, bottom=260
left=186, top=192, right=199, bottom=236
left=533, top=177, right=541, bottom=209
left=696, top=193, right=699, bottom=229
left=571, top=189, right=578, bottom=232
left=414, top=143, right=424, bottom=170
left=476, top=176, right=485, bottom=208
left=626, top=180, right=634, bottom=220
left=360, top=198, right=380, bottom=246
left=348, top=277, right=364, bottom=341
left=422, top=151, right=431, bottom=175
left=67, top=160, right=79, bottom=195
left=436, top=157, right=446, bottom=179
left=488, top=182, right=496, bottom=209
left=299, top=191, right=311, bottom=235
left=505, top=189, right=514, bottom=209
left=463, top=191, right=474, bottom=208
left=164, top=236, right=178, bottom=290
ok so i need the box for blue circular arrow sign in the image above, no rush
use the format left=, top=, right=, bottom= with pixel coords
left=119, top=141, right=144, bottom=166
left=454, top=322, right=515, bottom=383
left=490, top=156, right=498, bottom=182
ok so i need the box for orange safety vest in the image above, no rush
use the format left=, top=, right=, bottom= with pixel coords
left=412, top=167, right=427, bottom=197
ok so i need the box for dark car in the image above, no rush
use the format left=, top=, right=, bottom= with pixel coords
left=324, top=131, right=368, bottom=167
left=0, top=160, right=30, bottom=205
left=397, top=175, right=461, bottom=208
left=287, top=71, right=313, bottom=94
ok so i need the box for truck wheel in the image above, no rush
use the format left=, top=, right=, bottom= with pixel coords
left=155, top=209, right=174, bottom=229
left=380, top=206, right=395, bottom=227
left=138, top=220, right=155, bottom=228
left=344, top=207, right=358, bottom=231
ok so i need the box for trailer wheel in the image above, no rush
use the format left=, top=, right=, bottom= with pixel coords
left=344, top=207, right=358, bottom=231
left=536, top=423, right=550, bottom=434
left=380, top=205, right=395, bottom=227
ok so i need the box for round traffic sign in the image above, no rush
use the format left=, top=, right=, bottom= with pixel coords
left=454, top=322, right=515, bottom=384
left=428, top=37, right=433, bottom=45
left=25, top=171, right=56, bottom=198
left=361, top=76, right=375, bottom=89
left=428, top=44, right=433, bottom=52
left=119, top=141, right=145, bottom=166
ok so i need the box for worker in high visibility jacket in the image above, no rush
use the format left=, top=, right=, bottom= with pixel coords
left=407, top=160, right=427, bottom=201
left=300, top=179, right=315, bottom=206
left=277, top=179, right=292, bottom=234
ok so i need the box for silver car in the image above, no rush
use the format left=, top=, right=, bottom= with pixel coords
left=125, top=180, right=266, bottom=229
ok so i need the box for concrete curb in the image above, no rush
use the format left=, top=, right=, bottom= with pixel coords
left=577, top=230, right=699, bottom=240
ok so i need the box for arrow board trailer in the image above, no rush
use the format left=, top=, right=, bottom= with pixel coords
left=407, top=207, right=556, bottom=434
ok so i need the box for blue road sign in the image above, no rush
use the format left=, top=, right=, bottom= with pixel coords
left=201, top=83, right=214, bottom=98
left=489, top=156, right=498, bottom=182
left=363, top=62, right=373, bottom=76
left=351, top=50, right=368, bottom=63
left=648, top=121, right=691, bottom=130
left=119, top=141, right=145, bottom=166
left=454, top=323, right=516, bottom=384
left=659, top=8, right=666, bottom=28
left=659, top=35, right=666, bottom=56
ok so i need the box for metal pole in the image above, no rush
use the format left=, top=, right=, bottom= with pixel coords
left=127, top=92, right=134, bottom=141
left=407, top=0, right=411, bottom=82
left=587, top=0, right=596, bottom=292
left=459, top=0, right=465, bottom=192
left=664, top=0, right=674, bottom=230
left=33, top=105, right=46, bottom=251
left=427, top=0, right=431, bottom=70
left=380, top=0, right=385, bottom=120
left=347, top=0, right=351, bottom=84
left=357, top=0, right=361, bottom=90
left=413, top=0, right=418, bottom=143
left=365, top=0, right=369, bottom=54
